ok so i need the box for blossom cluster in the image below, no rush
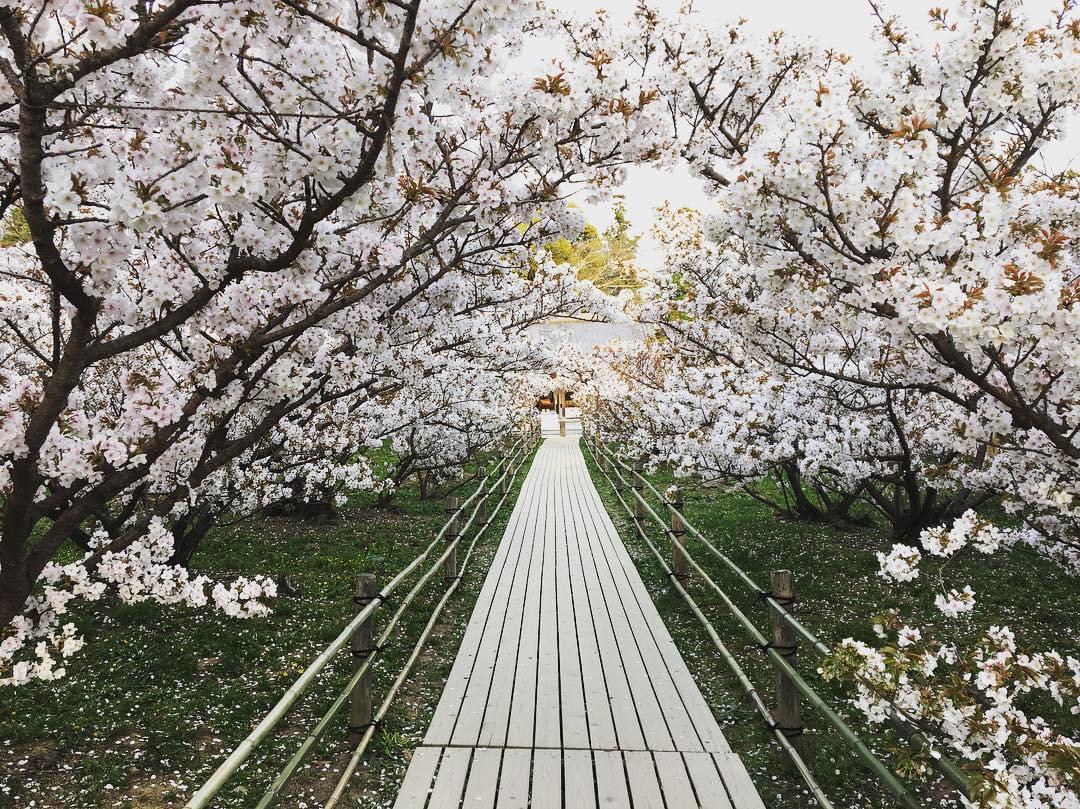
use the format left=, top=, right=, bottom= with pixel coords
left=0, top=0, right=669, bottom=684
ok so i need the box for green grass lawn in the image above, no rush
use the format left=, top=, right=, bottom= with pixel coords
left=580, top=443, right=1080, bottom=809
left=1, top=445, right=535, bottom=809
left=4, top=438, right=1077, bottom=809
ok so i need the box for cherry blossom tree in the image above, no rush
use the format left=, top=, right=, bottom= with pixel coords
left=610, top=207, right=996, bottom=538
left=600, top=1, right=1080, bottom=804
left=638, top=0, right=1080, bottom=559
left=0, top=0, right=667, bottom=683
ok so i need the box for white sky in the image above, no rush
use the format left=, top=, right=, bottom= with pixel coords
left=528, top=0, right=1080, bottom=270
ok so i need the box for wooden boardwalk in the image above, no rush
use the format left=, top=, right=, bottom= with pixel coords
left=393, top=437, right=765, bottom=809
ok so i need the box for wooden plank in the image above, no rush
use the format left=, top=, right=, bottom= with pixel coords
left=554, top=447, right=590, bottom=749
left=568, top=445, right=647, bottom=750
left=452, top=449, right=549, bottom=746
left=593, top=750, right=630, bottom=808
left=476, top=451, right=549, bottom=747
left=653, top=751, right=699, bottom=809
left=573, top=456, right=706, bottom=753
left=576, top=446, right=733, bottom=754
left=504, top=446, right=548, bottom=747
left=563, top=749, right=596, bottom=809
left=713, top=753, right=767, bottom=809
left=567, top=456, right=660, bottom=751
left=392, top=746, right=440, bottom=809
left=624, top=751, right=665, bottom=809
left=495, top=748, right=531, bottom=809
left=461, top=748, right=502, bottom=809
left=531, top=749, right=562, bottom=809
left=683, top=752, right=735, bottom=809
left=561, top=444, right=618, bottom=750
left=533, top=456, right=562, bottom=748
left=427, top=746, right=471, bottom=809
left=425, top=455, right=537, bottom=744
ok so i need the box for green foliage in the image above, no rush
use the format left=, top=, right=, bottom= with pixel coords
left=1, top=449, right=534, bottom=808
left=546, top=201, right=642, bottom=294
left=1, top=207, right=31, bottom=247
left=581, top=448, right=1079, bottom=809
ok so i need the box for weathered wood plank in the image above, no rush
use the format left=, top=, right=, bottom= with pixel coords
left=495, top=748, right=531, bottom=809
left=425, top=455, right=537, bottom=745
left=452, top=452, right=549, bottom=746
left=476, top=453, right=545, bottom=747
left=461, top=748, right=502, bottom=809
left=554, top=451, right=591, bottom=749
left=392, top=746, right=440, bottom=809
left=426, top=747, right=470, bottom=809
left=568, top=452, right=647, bottom=751
left=683, top=752, right=736, bottom=809
left=714, top=753, right=768, bottom=809
left=531, top=749, right=563, bottom=809
left=653, top=751, right=699, bottom=808
left=575, top=443, right=733, bottom=753
left=594, top=750, right=630, bottom=808
left=534, top=463, right=562, bottom=748
left=624, top=751, right=665, bottom=809
left=563, top=750, right=597, bottom=809
left=568, top=456, right=664, bottom=751
left=561, top=449, right=618, bottom=750
left=504, top=450, right=547, bottom=747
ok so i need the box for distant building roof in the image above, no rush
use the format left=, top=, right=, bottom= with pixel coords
left=527, top=316, right=649, bottom=351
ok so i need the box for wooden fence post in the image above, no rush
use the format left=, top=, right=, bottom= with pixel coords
left=349, top=573, right=376, bottom=745
left=632, top=459, right=645, bottom=535
left=615, top=458, right=625, bottom=495
left=477, top=466, right=488, bottom=525
left=559, top=416, right=566, bottom=437
left=670, top=486, right=688, bottom=584
left=770, top=569, right=806, bottom=762
left=444, top=496, right=459, bottom=584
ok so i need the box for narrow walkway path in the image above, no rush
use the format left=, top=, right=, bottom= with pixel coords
left=393, top=437, right=765, bottom=808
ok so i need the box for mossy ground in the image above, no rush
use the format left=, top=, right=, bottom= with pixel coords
left=581, top=443, right=1080, bottom=809
left=2, top=446, right=534, bottom=809
left=4, top=439, right=1077, bottom=809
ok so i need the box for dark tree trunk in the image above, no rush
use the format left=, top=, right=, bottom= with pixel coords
left=168, top=508, right=218, bottom=567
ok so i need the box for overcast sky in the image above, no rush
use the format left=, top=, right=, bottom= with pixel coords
left=529, top=0, right=1080, bottom=270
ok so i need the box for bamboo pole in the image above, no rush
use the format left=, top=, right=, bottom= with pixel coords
left=322, top=445, right=533, bottom=809
left=632, top=459, right=646, bottom=533
left=592, top=442, right=970, bottom=798
left=187, top=440, right=525, bottom=808
left=586, top=442, right=920, bottom=809
left=476, top=466, right=488, bottom=525
left=254, top=442, right=532, bottom=808
left=588, top=447, right=833, bottom=808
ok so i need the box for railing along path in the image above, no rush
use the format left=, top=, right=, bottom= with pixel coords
left=585, top=432, right=972, bottom=809
left=186, top=429, right=538, bottom=808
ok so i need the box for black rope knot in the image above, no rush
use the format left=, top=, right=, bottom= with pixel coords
left=353, top=591, right=389, bottom=607
left=348, top=719, right=380, bottom=735
left=758, top=641, right=799, bottom=658
left=757, top=590, right=797, bottom=608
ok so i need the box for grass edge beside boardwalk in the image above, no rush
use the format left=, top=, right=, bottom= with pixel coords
left=579, top=440, right=1080, bottom=809
left=1, top=444, right=538, bottom=809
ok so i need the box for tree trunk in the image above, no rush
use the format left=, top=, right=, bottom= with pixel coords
left=168, top=509, right=217, bottom=567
